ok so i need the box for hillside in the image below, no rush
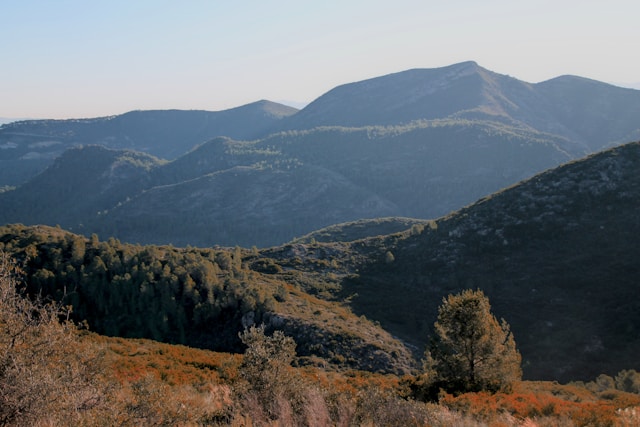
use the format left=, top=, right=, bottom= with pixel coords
left=0, top=145, right=164, bottom=230
left=0, top=100, right=297, bottom=186
left=290, top=217, right=432, bottom=244
left=272, top=140, right=640, bottom=382
left=2, top=143, right=639, bottom=385
left=0, top=223, right=414, bottom=375
left=0, top=121, right=572, bottom=247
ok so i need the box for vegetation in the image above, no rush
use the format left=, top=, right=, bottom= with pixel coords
left=331, top=141, right=640, bottom=381
left=2, top=134, right=640, bottom=382
left=421, top=290, right=522, bottom=397
left=1, top=144, right=640, bottom=383
left=0, top=251, right=109, bottom=425
left=0, top=224, right=273, bottom=353
left=2, top=248, right=640, bottom=425
left=0, top=119, right=574, bottom=248
left=0, top=223, right=415, bottom=374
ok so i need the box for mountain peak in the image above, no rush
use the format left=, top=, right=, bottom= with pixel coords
left=440, top=59, right=480, bottom=72
left=278, top=61, right=503, bottom=129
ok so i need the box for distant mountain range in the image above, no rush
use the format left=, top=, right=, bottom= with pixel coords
left=1, top=61, right=639, bottom=248
left=0, top=118, right=27, bottom=126
left=0, top=101, right=297, bottom=186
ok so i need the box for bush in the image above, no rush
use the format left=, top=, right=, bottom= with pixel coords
left=0, top=251, right=110, bottom=425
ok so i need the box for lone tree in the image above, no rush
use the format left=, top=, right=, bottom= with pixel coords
left=424, top=289, right=521, bottom=395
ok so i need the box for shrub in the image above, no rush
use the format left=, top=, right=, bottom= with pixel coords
left=0, top=251, right=110, bottom=425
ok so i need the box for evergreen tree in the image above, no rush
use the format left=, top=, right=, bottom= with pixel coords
left=424, top=289, right=521, bottom=394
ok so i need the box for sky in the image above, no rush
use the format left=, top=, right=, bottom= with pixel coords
left=1, top=0, right=639, bottom=119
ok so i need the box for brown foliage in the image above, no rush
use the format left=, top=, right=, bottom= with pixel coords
left=0, top=251, right=110, bottom=426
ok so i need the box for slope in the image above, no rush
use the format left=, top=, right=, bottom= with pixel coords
left=0, top=223, right=415, bottom=375
left=319, top=141, right=640, bottom=382
left=0, top=145, right=164, bottom=231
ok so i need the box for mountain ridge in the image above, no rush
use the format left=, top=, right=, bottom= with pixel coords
left=0, top=100, right=298, bottom=186
left=1, top=61, right=640, bottom=248
left=278, top=61, right=640, bottom=156
left=0, top=119, right=574, bottom=247
left=3, top=61, right=640, bottom=188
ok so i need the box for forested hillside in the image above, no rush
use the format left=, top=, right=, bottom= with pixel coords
left=262, top=141, right=640, bottom=382
left=0, top=224, right=414, bottom=374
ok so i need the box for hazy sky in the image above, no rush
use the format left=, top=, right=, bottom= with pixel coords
left=2, top=0, right=638, bottom=119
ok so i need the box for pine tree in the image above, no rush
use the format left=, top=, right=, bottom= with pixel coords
left=424, top=289, right=521, bottom=394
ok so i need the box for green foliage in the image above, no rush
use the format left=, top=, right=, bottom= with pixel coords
left=238, top=325, right=296, bottom=389
left=0, top=224, right=276, bottom=354
left=0, top=224, right=418, bottom=375
left=423, top=289, right=522, bottom=396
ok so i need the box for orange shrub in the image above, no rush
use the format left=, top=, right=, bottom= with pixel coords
left=440, top=381, right=640, bottom=427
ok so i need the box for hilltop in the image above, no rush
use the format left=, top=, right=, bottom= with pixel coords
left=278, top=61, right=640, bottom=153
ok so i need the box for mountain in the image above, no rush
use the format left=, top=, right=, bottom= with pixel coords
left=2, top=62, right=640, bottom=247
left=535, top=75, right=640, bottom=150
left=0, top=145, right=164, bottom=230
left=0, top=120, right=572, bottom=247
left=0, top=100, right=298, bottom=186
left=278, top=61, right=640, bottom=155
left=284, top=140, right=639, bottom=382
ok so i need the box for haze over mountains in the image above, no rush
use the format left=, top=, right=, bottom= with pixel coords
left=1, top=61, right=639, bottom=248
